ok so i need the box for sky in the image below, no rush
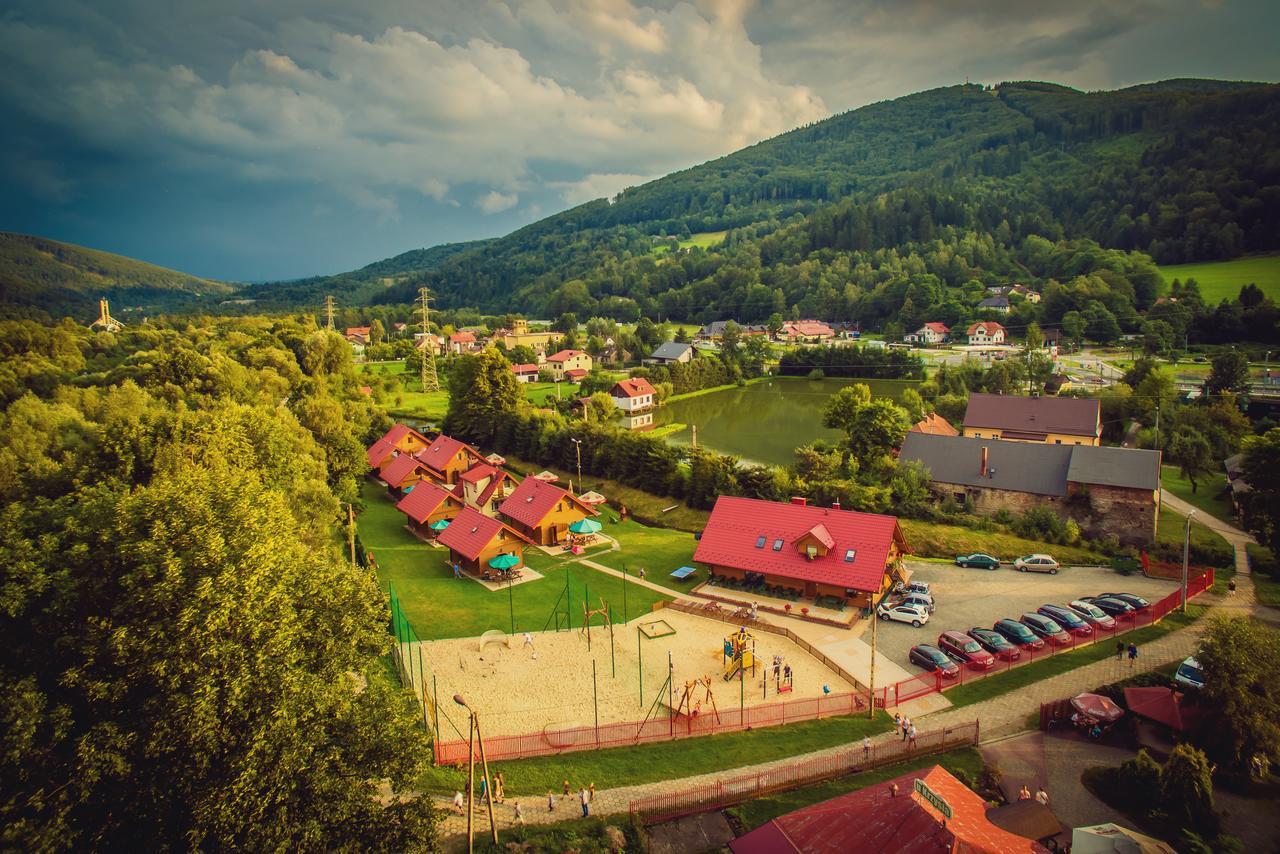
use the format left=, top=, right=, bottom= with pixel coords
left=1, top=0, right=1277, bottom=282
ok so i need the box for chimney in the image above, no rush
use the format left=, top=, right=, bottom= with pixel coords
left=981, top=446, right=989, bottom=478
left=791, top=496, right=808, bottom=507
left=832, top=499, right=841, bottom=511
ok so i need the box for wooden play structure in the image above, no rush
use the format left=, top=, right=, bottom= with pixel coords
left=671, top=675, right=720, bottom=722
left=723, top=627, right=758, bottom=681
left=580, top=596, right=611, bottom=641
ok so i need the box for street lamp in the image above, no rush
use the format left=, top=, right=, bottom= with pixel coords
left=453, top=694, right=498, bottom=851
left=1181, top=510, right=1195, bottom=613
left=570, top=437, right=583, bottom=493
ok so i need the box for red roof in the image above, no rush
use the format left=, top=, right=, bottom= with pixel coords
left=437, top=507, right=530, bottom=561
left=459, top=463, right=498, bottom=485
left=382, top=424, right=412, bottom=445
left=511, top=363, right=539, bottom=374
left=1123, top=687, right=1207, bottom=733
left=731, top=765, right=1045, bottom=854
left=910, top=413, right=959, bottom=436
left=692, top=496, right=904, bottom=592
left=345, top=326, right=371, bottom=337
left=367, top=437, right=396, bottom=468
left=499, top=476, right=595, bottom=529
left=476, top=471, right=513, bottom=507
left=968, top=321, right=1006, bottom=336
left=381, top=453, right=428, bottom=488
left=450, top=332, right=476, bottom=343
left=395, top=482, right=461, bottom=524
left=611, top=378, right=656, bottom=398
left=923, top=322, right=950, bottom=334
left=547, top=349, right=586, bottom=363
left=785, top=320, right=834, bottom=337
left=415, top=434, right=482, bottom=475
left=564, top=368, right=589, bottom=379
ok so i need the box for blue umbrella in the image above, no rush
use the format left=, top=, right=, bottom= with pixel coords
left=569, top=518, right=603, bottom=535
left=429, top=518, right=451, bottom=531
left=488, top=553, right=521, bottom=570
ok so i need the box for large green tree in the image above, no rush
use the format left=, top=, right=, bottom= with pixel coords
left=443, top=346, right=528, bottom=446
left=1205, top=351, right=1250, bottom=397
left=1194, top=616, right=1280, bottom=772
left=1240, top=427, right=1280, bottom=553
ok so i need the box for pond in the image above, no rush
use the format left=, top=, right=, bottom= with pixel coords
left=650, top=376, right=920, bottom=466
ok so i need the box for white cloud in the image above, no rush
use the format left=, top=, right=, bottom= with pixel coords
left=551, top=172, right=663, bottom=206
left=476, top=190, right=518, bottom=213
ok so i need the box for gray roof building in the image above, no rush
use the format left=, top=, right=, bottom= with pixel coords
left=963, top=393, right=1101, bottom=442
left=1066, top=445, right=1162, bottom=492
left=647, top=341, right=694, bottom=362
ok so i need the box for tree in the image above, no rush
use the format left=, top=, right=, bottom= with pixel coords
left=1195, top=616, right=1280, bottom=772
left=821, top=384, right=872, bottom=435
left=898, top=387, right=928, bottom=423
left=1240, top=427, right=1280, bottom=554
left=1143, top=319, right=1174, bottom=356
left=508, top=344, right=537, bottom=365
left=581, top=392, right=615, bottom=424
left=1205, top=351, right=1250, bottom=397
left=369, top=318, right=386, bottom=347
left=1160, top=744, right=1220, bottom=838
left=740, top=335, right=772, bottom=378
left=1168, top=428, right=1213, bottom=492
left=846, top=398, right=911, bottom=473
left=1083, top=300, right=1121, bottom=344
left=766, top=312, right=785, bottom=339
left=553, top=312, right=578, bottom=334
left=1061, top=310, right=1086, bottom=347
left=720, top=321, right=742, bottom=363
left=443, top=347, right=527, bottom=446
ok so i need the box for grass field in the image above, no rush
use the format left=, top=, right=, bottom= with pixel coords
left=1156, top=505, right=1232, bottom=561
left=899, top=518, right=1107, bottom=565
left=585, top=518, right=701, bottom=589
left=1248, top=544, right=1280, bottom=607
left=1160, top=465, right=1233, bottom=523
left=359, top=481, right=670, bottom=638
left=358, top=361, right=451, bottom=420
left=651, top=230, right=728, bottom=254
left=1158, top=252, right=1280, bottom=303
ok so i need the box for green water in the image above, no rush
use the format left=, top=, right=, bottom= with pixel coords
left=651, top=377, right=920, bottom=466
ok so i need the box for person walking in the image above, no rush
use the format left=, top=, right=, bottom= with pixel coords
left=580, top=787, right=590, bottom=817
left=863, top=735, right=872, bottom=759
left=901, top=715, right=911, bottom=741
left=908, top=724, right=917, bottom=749
left=547, top=791, right=555, bottom=813
left=513, top=801, right=524, bottom=825
left=1127, top=642, right=1138, bottom=668
left=1228, top=578, right=1237, bottom=595
left=453, top=561, right=462, bottom=579
left=893, top=712, right=902, bottom=730
left=1115, top=641, right=1124, bottom=661
left=494, top=772, right=505, bottom=804
left=478, top=775, right=488, bottom=804
left=588, top=782, right=596, bottom=802
left=1035, top=787, right=1049, bottom=806
left=523, top=632, right=535, bottom=650
left=453, top=790, right=465, bottom=814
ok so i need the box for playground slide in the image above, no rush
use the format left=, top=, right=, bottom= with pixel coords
left=723, top=651, right=756, bottom=681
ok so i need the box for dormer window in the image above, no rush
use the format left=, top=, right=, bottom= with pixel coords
left=844, top=549, right=856, bottom=562
left=755, top=536, right=766, bottom=548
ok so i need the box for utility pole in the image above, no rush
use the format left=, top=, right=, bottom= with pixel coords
left=324, top=295, right=336, bottom=330
left=347, top=503, right=357, bottom=569
left=868, top=597, right=877, bottom=719
left=571, top=437, right=583, bottom=490
left=1154, top=404, right=1161, bottom=453
left=417, top=287, right=440, bottom=392
left=1181, top=511, right=1195, bottom=613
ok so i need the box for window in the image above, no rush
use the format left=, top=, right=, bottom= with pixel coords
left=844, top=549, right=856, bottom=562
left=1055, top=439, right=1061, bottom=444
left=772, top=538, right=784, bottom=551
left=755, top=535, right=766, bottom=549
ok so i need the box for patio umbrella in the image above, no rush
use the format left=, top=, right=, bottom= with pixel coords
left=488, top=553, right=521, bottom=570
left=428, top=518, right=451, bottom=531
left=578, top=491, right=607, bottom=506
left=1070, top=693, right=1124, bottom=724
left=569, top=518, right=603, bottom=535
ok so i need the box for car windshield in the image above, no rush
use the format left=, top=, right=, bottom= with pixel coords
left=1039, top=618, right=1062, bottom=633
left=1177, top=663, right=1204, bottom=683
left=1010, top=624, right=1034, bottom=639
left=928, top=650, right=949, bottom=664
left=1076, top=602, right=1104, bottom=618
left=962, top=640, right=981, bottom=653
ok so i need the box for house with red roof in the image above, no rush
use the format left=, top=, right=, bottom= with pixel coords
left=909, top=412, right=959, bottom=436
left=454, top=463, right=516, bottom=516
left=967, top=321, right=1006, bottom=346
left=395, top=481, right=465, bottom=538
left=779, top=320, right=835, bottom=343
left=510, top=363, right=540, bottom=384
left=414, top=433, right=487, bottom=484
left=344, top=326, right=372, bottom=344
left=905, top=322, right=950, bottom=345
left=546, top=349, right=592, bottom=381
left=366, top=424, right=432, bottom=471
left=379, top=452, right=438, bottom=496
left=609, top=377, right=656, bottom=413
left=693, top=496, right=908, bottom=610
left=436, top=506, right=535, bottom=576
left=499, top=475, right=598, bottom=546
left=731, top=765, right=1046, bottom=854
left=447, top=331, right=481, bottom=354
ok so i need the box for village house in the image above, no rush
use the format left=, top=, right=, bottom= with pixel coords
left=453, top=463, right=516, bottom=516
left=447, top=331, right=481, bottom=354
left=696, top=320, right=769, bottom=342
left=644, top=341, right=694, bottom=365
left=962, top=393, right=1101, bottom=445
left=909, top=412, right=959, bottom=436
left=344, top=325, right=371, bottom=344
left=692, top=495, right=909, bottom=612
left=366, top=424, right=432, bottom=471
left=395, top=481, right=465, bottom=539
left=546, top=348, right=592, bottom=380
left=779, top=320, right=836, bottom=343
left=510, top=363, right=540, bottom=383
left=609, top=377, right=656, bottom=413
left=978, top=295, right=1011, bottom=313
left=378, top=452, right=438, bottom=497
left=987, top=283, right=1041, bottom=304
left=905, top=322, right=950, bottom=345
left=414, top=333, right=444, bottom=356
left=436, top=506, right=535, bottom=576
left=490, top=318, right=560, bottom=353
left=899, top=433, right=1161, bottom=544
left=392, top=321, right=407, bottom=334
left=498, top=476, right=598, bottom=546
left=415, top=433, right=487, bottom=484
left=966, top=321, right=1006, bottom=346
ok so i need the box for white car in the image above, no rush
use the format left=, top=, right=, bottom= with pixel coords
left=1014, top=554, right=1060, bottom=574
left=1174, top=656, right=1205, bottom=690
left=877, top=603, right=930, bottom=627
left=894, top=592, right=935, bottom=614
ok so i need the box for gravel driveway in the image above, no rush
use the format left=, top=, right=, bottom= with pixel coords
left=875, top=561, right=1178, bottom=671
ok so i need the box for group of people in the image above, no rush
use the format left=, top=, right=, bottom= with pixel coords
left=451, top=774, right=601, bottom=826
left=1115, top=641, right=1139, bottom=665
left=893, top=712, right=918, bottom=748
left=1017, top=784, right=1050, bottom=806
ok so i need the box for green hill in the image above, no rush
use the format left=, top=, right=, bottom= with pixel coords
left=1158, top=253, right=1280, bottom=304
left=0, top=232, right=233, bottom=319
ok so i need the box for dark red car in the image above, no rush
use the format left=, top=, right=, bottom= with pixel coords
left=937, top=631, right=996, bottom=670
left=1020, top=613, right=1073, bottom=647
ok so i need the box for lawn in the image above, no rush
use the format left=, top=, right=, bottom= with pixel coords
left=1248, top=544, right=1280, bottom=607
left=940, top=605, right=1205, bottom=708
left=358, top=361, right=451, bottom=420
left=418, top=710, right=895, bottom=795
left=651, top=231, right=728, bottom=255
left=1160, top=465, right=1233, bottom=523
left=359, top=480, right=671, bottom=638
left=1156, top=506, right=1233, bottom=562
left=524, top=381, right=579, bottom=407
left=585, top=519, right=701, bottom=592
left=899, top=518, right=1107, bottom=565
left=1158, top=252, right=1280, bottom=303
left=725, top=747, right=986, bottom=831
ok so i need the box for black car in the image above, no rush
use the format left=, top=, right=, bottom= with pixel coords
left=1037, top=604, right=1093, bottom=637
left=908, top=644, right=960, bottom=678
left=967, top=627, right=1021, bottom=661
left=1084, top=596, right=1135, bottom=618
left=991, top=618, right=1046, bottom=650
left=1098, top=592, right=1150, bottom=612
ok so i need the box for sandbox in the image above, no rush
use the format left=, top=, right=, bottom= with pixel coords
left=412, top=609, right=856, bottom=738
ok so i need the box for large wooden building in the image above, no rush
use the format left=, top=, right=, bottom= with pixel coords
left=437, top=506, right=535, bottom=575
left=395, top=481, right=465, bottom=539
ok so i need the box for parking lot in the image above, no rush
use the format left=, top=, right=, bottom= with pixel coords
left=875, top=561, right=1179, bottom=672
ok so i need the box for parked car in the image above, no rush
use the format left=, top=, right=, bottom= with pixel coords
left=895, top=580, right=932, bottom=597
left=1037, top=604, right=1093, bottom=637
left=992, top=618, right=1046, bottom=650
left=955, top=552, right=1000, bottom=570
left=909, top=644, right=960, bottom=678
left=1098, top=592, right=1151, bottom=612
left=893, top=592, right=935, bottom=614
left=937, top=631, right=996, bottom=670
left=1019, top=613, right=1073, bottom=647
left=1174, top=656, right=1206, bottom=690
left=967, top=627, right=1021, bottom=661
left=877, top=602, right=929, bottom=627
left=1083, top=596, right=1135, bottom=618
left=1014, top=554, right=1060, bottom=574
left=1067, top=599, right=1117, bottom=629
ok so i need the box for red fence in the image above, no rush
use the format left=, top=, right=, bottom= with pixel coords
left=875, top=568, right=1214, bottom=708
left=435, top=688, right=870, bottom=765
left=627, top=720, right=980, bottom=824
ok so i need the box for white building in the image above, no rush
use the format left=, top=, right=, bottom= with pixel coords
left=610, top=377, right=656, bottom=413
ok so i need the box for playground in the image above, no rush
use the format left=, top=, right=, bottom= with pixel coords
left=414, top=608, right=857, bottom=739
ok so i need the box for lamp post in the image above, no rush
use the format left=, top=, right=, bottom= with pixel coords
left=1181, top=510, right=1195, bottom=613
left=570, top=437, right=583, bottom=491
left=453, top=694, right=498, bottom=851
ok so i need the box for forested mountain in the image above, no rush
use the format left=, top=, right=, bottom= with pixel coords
left=0, top=232, right=233, bottom=319
left=359, top=79, right=1280, bottom=330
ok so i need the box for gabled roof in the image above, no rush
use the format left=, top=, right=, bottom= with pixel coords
left=900, top=433, right=1072, bottom=497
left=910, top=413, right=959, bottom=436
left=802, top=523, right=835, bottom=549
left=1123, top=686, right=1207, bottom=733
left=967, top=321, right=1005, bottom=335
left=784, top=320, right=834, bottom=336
left=964, top=393, right=1099, bottom=438
left=564, top=368, right=589, bottom=378
left=499, top=476, right=596, bottom=528
left=649, top=341, right=693, bottom=360
left=415, top=434, right=484, bottom=475
left=381, top=452, right=429, bottom=488
left=345, top=326, right=371, bottom=337
left=1066, top=445, right=1161, bottom=491
left=437, top=507, right=532, bottom=561
left=979, top=296, right=1010, bottom=308
left=612, top=377, right=656, bottom=398
left=692, top=496, right=904, bottom=592
left=367, top=437, right=397, bottom=468
left=547, top=349, right=587, bottom=362
left=511, top=363, right=539, bottom=373
left=450, top=331, right=476, bottom=343
left=459, top=463, right=498, bottom=485
left=476, top=470, right=514, bottom=507
left=921, top=322, right=950, bottom=334
left=730, top=765, right=1044, bottom=854
left=395, top=481, right=463, bottom=523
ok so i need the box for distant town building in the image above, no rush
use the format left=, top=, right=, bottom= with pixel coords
left=978, top=296, right=1011, bottom=313
left=905, top=322, right=950, bottom=345
left=510, top=363, right=540, bottom=383
left=696, top=320, right=769, bottom=341
left=645, top=341, right=694, bottom=364
left=490, top=318, right=560, bottom=353
left=966, top=321, right=1006, bottom=346
left=962, top=393, right=1101, bottom=445
left=546, top=349, right=592, bottom=380
left=909, top=413, right=959, bottom=436
left=779, top=320, right=835, bottom=343
left=610, top=377, right=656, bottom=413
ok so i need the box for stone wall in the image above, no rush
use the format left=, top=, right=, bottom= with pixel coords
left=928, top=480, right=1156, bottom=546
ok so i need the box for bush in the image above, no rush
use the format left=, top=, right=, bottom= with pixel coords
left=807, top=368, right=825, bottom=380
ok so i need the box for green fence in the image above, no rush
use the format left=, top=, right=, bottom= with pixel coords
left=388, top=583, right=467, bottom=749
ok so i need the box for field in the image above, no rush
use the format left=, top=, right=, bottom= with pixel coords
left=357, top=361, right=450, bottom=420
left=651, top=230, right=728, bottom=254
left=898, top=518, right=1106, bottom=565
left=1158, top=252, right=1280, bottom=303
left=1159, top=464, right=1233, bottom=523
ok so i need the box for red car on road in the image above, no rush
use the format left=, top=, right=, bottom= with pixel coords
left=937, top=631, right=996, bottom=670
